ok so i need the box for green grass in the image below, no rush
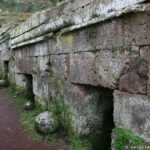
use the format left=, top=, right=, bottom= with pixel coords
left=69, top=137, right=92, bottom=150
left=3, top=87, right=42, bottom=139
left=20, top=109, right=42, bottom=140
left=3, top=87, right=92, bottom=150
left=112, top=128, right=144, bottom=150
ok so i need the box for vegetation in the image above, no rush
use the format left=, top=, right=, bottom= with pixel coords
left=91, top=46, right=97, bottom=53
left=85, top=26, right=98, bottom=53
left=3, top=85, right=91, bottom=150
left=69, top=137, right=91, bottom=150
left=112, top=128, right=144, bottom=150
left=111, top=44, right=132, bottom=53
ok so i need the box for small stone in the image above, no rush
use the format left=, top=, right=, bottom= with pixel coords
left=35, top=111, right=59, bottom=134
left=15, top=92, right=19, bottom=95
left=23, top=101, right=34, bottom=111
left=0, top=80, right=6, bottom=87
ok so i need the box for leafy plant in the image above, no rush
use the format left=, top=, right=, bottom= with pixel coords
left=112, top=128, right=144, bottom=150
left=122, top=44, right=132, bottom=52
left=69, top=137, right=91, bottom=150
left=91, top=46, right=97, bottom=53
left=111, top=45, right=119, bottom=53
left=49, top=96, right=67, bottom=115
left=111, top=44, right=132, bottom=54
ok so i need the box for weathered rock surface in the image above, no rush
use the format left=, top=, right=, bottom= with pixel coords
left=10, top=0, right=149, bottom=49
left=0, top=0, right=150, bottom=144
left=114, top=90, right=150, bottom=142
left=35, top=111, right=59, bottom=134
left=140, top=46, right=150, bottom=96
left=119, top=56, right=148, bottom=95
left=62, top=82, right=113, bottom=136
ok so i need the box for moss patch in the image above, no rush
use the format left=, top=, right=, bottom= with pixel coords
left=112, top=128, right=144, bottom=150
left=62, top=33, right=73, bottom=48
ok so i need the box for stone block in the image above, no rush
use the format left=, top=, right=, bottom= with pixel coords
left=119, top=72, right=147, bottom=95
left=70, top=50, right=129, bottom=89
left=148, top=64, right=150, bottom=97
left=33, top=73, right=49, bottom=97
left=58, top=12, right=150, bottom=54
left=140, top=44, right=150, bottom=96
left=69, top=52, right=97, bottom=85
left=119, top=56, right=148, bottom=95
left=140, top=46, right=150, bottom=63
left=14, top=57, right=34, bottom=74
left=63, top=82, right=113, bottom=136
left=38, top=56, right=50, bottom=71
left=113, top=90, right=150, bottom=142
left=50, top=54, right=69, bottom=78
left=15, top=73, right=26, bottom=88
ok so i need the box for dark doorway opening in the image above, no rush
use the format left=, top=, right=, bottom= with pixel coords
left=90, top=87, right=115, bottom=150
left=3, top=61, right=9, bottom=84
left=24, top=74, right=34, bottom=101
left=4, top=61, right=9, bottom=74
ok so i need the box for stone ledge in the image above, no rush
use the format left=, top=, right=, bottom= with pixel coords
left=10, top=0, right=149, bottom=48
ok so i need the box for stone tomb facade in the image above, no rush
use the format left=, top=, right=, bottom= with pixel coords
left=0, top=0, right=150, bottom=148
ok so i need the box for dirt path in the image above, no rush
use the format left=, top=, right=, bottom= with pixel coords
left=0, top=89, right=56, bottom=150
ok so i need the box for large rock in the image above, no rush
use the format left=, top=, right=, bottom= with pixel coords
left=63, top=82, right=113, bottom=136
left=119, top=55, right=148, bottom=95
left=70, top=50, right=128, bottom=89
left=113, top=90, right=150, bottom=142
left=35, top=111, right=59, bottom=134
left=140, top=46, right=150, bottom=96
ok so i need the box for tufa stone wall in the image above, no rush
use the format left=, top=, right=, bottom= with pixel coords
left=0, top=0, right=150, bottom=147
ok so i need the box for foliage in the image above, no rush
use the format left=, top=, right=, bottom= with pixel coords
left=49, top=96, right=92, bottom=149
left=5, top=87, right=92, bottom=150
left=49, top=96, right=74, bottom=135
left=49, top=96, right=66, bottom=115
left=91, top=46, right=97, bottom=53
left=111, top=44, right=132, bottom=53
left=86, top=26, right=98, bottom=53
left=86, top=26, right=97, bottom=39
left=9, top=82, right=34, bottom=101
left=69, top=137, right=92, bottom=150
left=112, top=128, right=144, bottom=150
left=5, top=87, right=43, bottom=140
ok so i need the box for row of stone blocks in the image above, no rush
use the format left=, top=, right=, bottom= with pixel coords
left=0, top=0, right=150, bottom=148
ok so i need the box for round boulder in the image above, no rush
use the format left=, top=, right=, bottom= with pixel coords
left=35, top=111, right=59, bottom=134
